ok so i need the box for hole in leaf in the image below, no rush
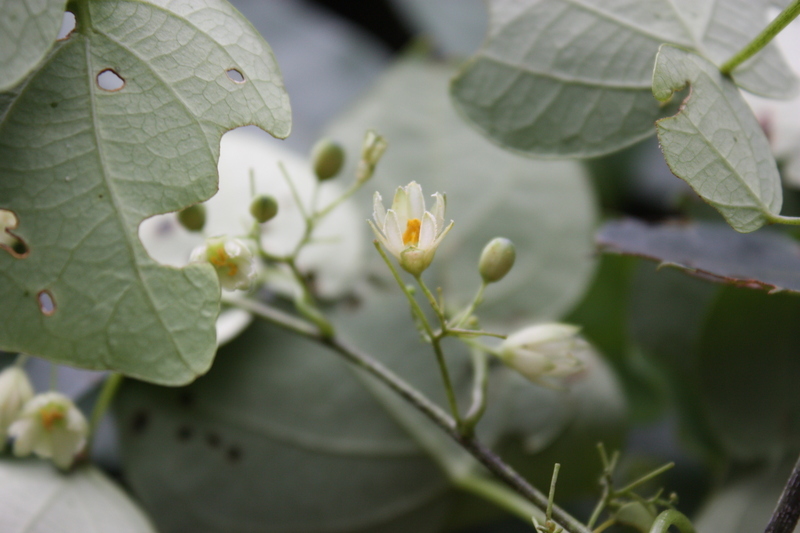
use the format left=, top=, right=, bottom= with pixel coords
left=37, top=290, right=56, bottom=316
left=57, top=11, right=76, bottom=40
left=97, top=69, right=125, bottom=91
left=0, top=209, right=29, bottom=258
left=226, top=69, right=245, bottom=83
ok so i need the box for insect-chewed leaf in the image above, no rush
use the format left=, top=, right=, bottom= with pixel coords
left=0, top=0, right=291, bottom=385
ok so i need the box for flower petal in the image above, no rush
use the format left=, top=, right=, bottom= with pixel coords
left=407, top=181, right=425, bottom=220
left=384, top=210, right=405, bottom=257
left=418, top=212, right=437, bottom=249
left=372, top=191, right=386, bottom=227
left=431, top=193, right=445, bottom=231
left=391, top=186, right=409, bottom=227
left=431, top=220, right=454, bottom=248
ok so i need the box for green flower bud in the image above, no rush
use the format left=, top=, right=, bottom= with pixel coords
left=250, top=195, right=279, bottom=223
left=311, top=139, right=346, bottom=181
left=478, top=237, right=515, bottom=283
left=177, top=204, right=206, bottom=232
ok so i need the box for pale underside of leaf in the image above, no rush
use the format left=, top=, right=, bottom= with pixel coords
left=0, top=0, right=291, bottom=385
left=451, top=0, right=797, bottom=158
left=652, top=44, right=782, bottom=233
left=0, top=0, right=68, bottom=92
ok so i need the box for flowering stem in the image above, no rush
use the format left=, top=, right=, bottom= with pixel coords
left=431, top=337, right=463, bottom=426
left=451, top=281, right=487, bottom=329
left=230, top=296, right=591, bottom=533
left=278, top=161, right=309, bottom=220
left=720, top=0, right=800, bottom=75
left=462, top=348, right=489, bottom=435
left=87, top=372, right=124, bottom=456
left=416, top=275, right=447, bottom=328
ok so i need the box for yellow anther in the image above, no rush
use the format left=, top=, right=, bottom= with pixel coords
left=39, top=405, right=65, bottom=430
left=403, top=218, right=421, bottom=245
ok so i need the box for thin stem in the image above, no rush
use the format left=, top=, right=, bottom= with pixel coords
left=373, top=242, right=435, bottom=338
left=316, top=181, right=362, bottom=219
left=13, top=353, right=29, bottom=368
left=720, top=0, right=800, bottom=75
left=447, top=328, right=507, bottom=339
left=462, top=348, right=489, bottom=434
left=455, top=473, right=546, bottom=524
left=768, top=214, right=800, bottom=226
left=649, top=510, right=695, bottom=533
left=764, top=453, right=800, bottom=533
left=416, top=275, right=446, bottom=328
left=616, top=462, right=674, bottom=495
left=87, top=373, right=124, bottom=455
left=451, top=281, right=487, bottom=328
left=229, top=296, right=592, bottom=533
left=547, top=463, right=561, bottom=521
left=432, top=338, right=462, bottom=426
left=278, top=161, right=309, bottom=220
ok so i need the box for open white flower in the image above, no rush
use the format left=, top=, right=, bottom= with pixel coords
left=9, top=392, right=88, bottom=469
left=497, top=324, right=585, bottom=382
left=190, top=236, right=257, bottom=291
left=0, top=366, right=34, bottom=441
left=369, top=181, right=454, bottom=276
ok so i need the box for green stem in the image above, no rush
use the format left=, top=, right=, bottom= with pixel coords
left=13, top=353, right=29, bottom=368
left=462, top=348, right=489, bottom=435
left=278, top=161, right=309, bottom=220
left=432, top=338, right=462, bottom=426
left=547, top=463, right=561, bottom=522
left=451, top=281, right=487, bottom=329
left=416, top=275, right=446, bottom=328
left=455, top=473, right=546, bottom=525
left=720, top=0, right=800, bottom=75
left=87, top=373, right=124, bottom=455
left=446, top=328, right=506, bottom=339
left=649, top=510, right=696, bottom=533
left=768, top=214, right=800, bottom=226
left=615, top=462, right=674, bottom=495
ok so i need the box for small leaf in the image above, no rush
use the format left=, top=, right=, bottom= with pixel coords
left=598, top=219, right=800, bottom=294
left=0, top=0, right=291, bottom=384
left=653, top=45, right=782, bottom=233
left=451, top=0, right=797, bottom=158
left=326, top=57, right=597, bottom=325
left=0, top=459, right=157, bottom=533
left=0, top=0, right=67, bottom=91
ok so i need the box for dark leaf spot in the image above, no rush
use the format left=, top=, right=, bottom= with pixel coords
left=177, top=391, right=194, bottom=408
left=130, top=410, right=150, bottom=435
left=177, top=425, right=194, bottom=442
left=227, top=445, right=242, bottom=463
left=206, top=432, right=221, bottom=448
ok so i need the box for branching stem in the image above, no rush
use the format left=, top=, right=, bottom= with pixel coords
left=764, top=453, right=800, bottom=533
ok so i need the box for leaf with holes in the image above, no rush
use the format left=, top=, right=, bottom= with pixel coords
left=0, top=459, right=157, bottom=533
left=653, top=45, right=782, bottom=233
left=0, top=0, right=68, bottom=92
left=599, top=219, right=800, bottom=293
left=450, top=0, right=798, bottom=158
left=0, top=0, right=291, bottom=385
left=326, top=57, right=597, bottom=326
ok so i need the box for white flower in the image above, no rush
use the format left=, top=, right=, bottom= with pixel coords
left=9, top=392, right=88, bottom=469
left=190, top=236, right=257, bottom=291
left=497, top=324, right=585, bottom=382
left=369, top=181, right=454, bottom=276
left=0, top=366, right=34, bottom=441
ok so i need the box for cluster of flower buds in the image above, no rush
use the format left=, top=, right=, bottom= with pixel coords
left=0, top=365, right=88, bottom=469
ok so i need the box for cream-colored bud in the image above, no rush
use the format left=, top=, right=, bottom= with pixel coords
left=497, top=323, right=584, bottom=382
left=356, top=130, right=388, bottom=183
left=479, top=237, right=516, bottom=283
left=190, top=236, right=257, bottom=291
left=311, top=139, right=346, bottom=181
left=0, top=366, right=34, bottom=441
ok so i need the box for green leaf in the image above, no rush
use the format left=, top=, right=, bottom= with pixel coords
left=653, top=45, right=782, bottom=233
left=599, top=219, right=800, bottom=294
left=451, top=0, right=797, bottom=158
left=326, top=57, right=598, bottom=326
left=0, top=0, right=67, bottom=92
left=0, top=0, right=291, bottom=384
left=698, top=287, right=800, bottom=460
left=0, top=459, right=157, bottom=532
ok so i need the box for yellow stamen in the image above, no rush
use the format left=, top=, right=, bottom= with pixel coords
left=39, top=405, right=65, bottom=430
left=209, top=247, right=229, bottom=267
left=403, top=218, right=421, bottom=245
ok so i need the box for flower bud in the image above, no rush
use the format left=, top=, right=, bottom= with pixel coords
left=497, top=323, right=584, bottom=382
left=177, top=204, right=206, bottom=232
left=479, top=237, right=516, bottom=283
left=311, top=139, right=345, bottom=181
left=250, top=195, right=279, bottom=223
left=190, top=236, right=257, bottom=291
left=9, top=391, right=88, bottom=469
left=356, top=130, right=388, bottom=183
left=0, top=366, right=34, bottom=440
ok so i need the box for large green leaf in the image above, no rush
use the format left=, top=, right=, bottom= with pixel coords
left=0, top=459, right=156, bottom=533
left=698, top=287, right=800, bottom=460
left=654, top=45, right=782, bottom=233
left=0, top=0, right=67, bottom=91
left=451, top=0, right=797, bottom=158
left=599, top=219, right=800, bottom=293
left=326, top=57, right=597, bottom=326
left=0, top=0, right=291, bottom=384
